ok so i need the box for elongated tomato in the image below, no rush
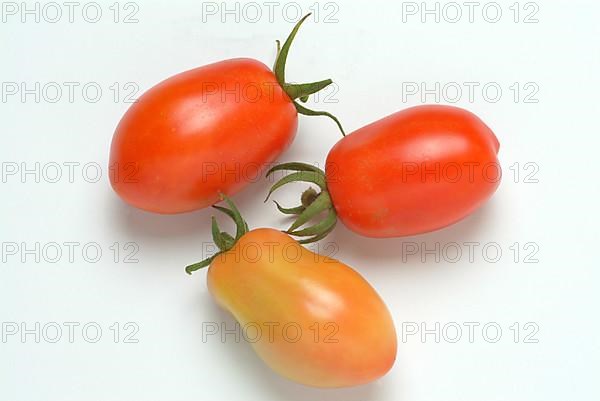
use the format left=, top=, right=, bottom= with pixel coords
left=187, top=198, right=397, bottom=388
left=110, top=58, right=297, bottom=213
left=109, top=15, right=344, bottom=214
left=326, top=105, right=501, bottom=237
left=266, top=105, right=501, bottom=241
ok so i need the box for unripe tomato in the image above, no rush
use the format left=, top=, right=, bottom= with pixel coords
left=267, top=105, right=501, bottom=241
left=186, top=197, right=397, bottom=388
left=109, top=15, right=343, bottom=214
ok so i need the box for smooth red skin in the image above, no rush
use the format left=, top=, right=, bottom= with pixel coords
left=325, top=105, right=501, bottom=238
left=109, top=58, right=298, bottom=214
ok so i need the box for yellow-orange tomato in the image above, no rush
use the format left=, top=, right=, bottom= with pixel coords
left=205, top=228, right=397, bottom=388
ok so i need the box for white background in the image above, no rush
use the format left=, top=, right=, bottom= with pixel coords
left=1, top=0, right=599, bottom=400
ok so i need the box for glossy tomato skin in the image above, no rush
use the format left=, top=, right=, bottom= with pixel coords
left=109, top=58, right=298, bottom=214
left=326, top=105, right=501, bottom=238
left=207, top=228, right=397, bottom=388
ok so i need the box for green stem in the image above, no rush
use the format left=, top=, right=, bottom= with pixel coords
left=185, top=194, right=250, bottom=275
left=273, top=13, right=345, bottom=136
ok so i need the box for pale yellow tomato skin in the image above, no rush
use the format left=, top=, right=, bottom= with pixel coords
left=207, top=228, right=397, bottom=388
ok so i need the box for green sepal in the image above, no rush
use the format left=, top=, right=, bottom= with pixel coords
left=211, top=217, right=228, bottom=251
left=283, top=79, right=332, bottom=101
left=266, top=163, right=339, bottom=243
left=265, top=171, right=327, bottom=202
left=297, top=222, right=337, bottom=244
left=272, top=13, right=345, bottom=137
left=212, top=205, right=249, bottom=238
left=274, top=14, right=312, bottom=85
left=220, top=232, right=235, bottom=249
left=266, top=162, right=325, bottom=177
left=273, top=40, right=281, bottom=70
left=287, top=208, right=337, bottom=237
left=273, top=201, right=305, bottom=215
left=294, top=101, right=345, bottom=137
left=287, top=191, right=332, bottom=232
left=185, top=194, right=249, bottom=275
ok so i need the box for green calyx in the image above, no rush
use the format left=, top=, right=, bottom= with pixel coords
left=185, top=194, right=249, bottom=275
left=265, top=163, right=337, bottom=244
left=273, top=13, right=345, bottom=137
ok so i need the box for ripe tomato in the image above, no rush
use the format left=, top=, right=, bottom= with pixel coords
left=109, top=14, right=343, bottom=214
left=267, top=105, right=501, bottom=240
left=186, top=197, right=397, bottom=388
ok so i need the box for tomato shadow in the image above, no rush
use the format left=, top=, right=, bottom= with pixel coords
left=325, top=198, right=502, bottom=272
left=106, top=179, right=273, bottom=240
left=190, top=294, right=395, bottom=401
left=109, top=201, right=211, bottom=237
